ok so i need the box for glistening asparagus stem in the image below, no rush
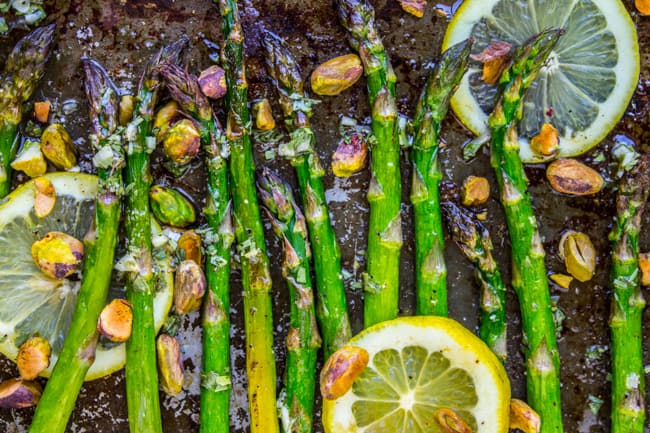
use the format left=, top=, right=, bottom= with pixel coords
left=123, top=38, right=187, bottom=433
left=609, top=154, right=650, bottom=433
left=257, top=167, right=321, bottom=433
left=488, top=29, right=564, bottom=433
left=158, top=63, right=233, bottom=433
left=441, top=199, right=507, bottom=361
left=411, top=40, right=472, bottom=316
left=261, top=30, right=351, bottom=358
left=217, top=1, right=278, bottom=432
left=337, top=0, right=402, bottom=327
left=28, top=58, right=124, bottom=433
left=0, top=23, right=55, bottom=198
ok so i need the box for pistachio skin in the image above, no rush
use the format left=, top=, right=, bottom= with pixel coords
left=177, top=230, right=202, bottom=265
left=510, top=398, right=541, bottom=433
left=97, top=299, right=133, bottom=343
left=461, top=175, right=490, bottom=207
left=0, top=379, right=42, bottom=408
left=310, top=54, right=363, bottom=96
left=331, top=132, right=368, bottom=177
left=319, top=346, right=369, bottom=400
left=149, top=185, right=196, bottom=228
left=16, top=337, right=51, bottom=380
left=253, top=98, right=276, bottom=131
left=33, top=176, right=56, bottom=218
left=31, top=231, right=84, bottom=279
left=156, top=334, right=184, bottom=397
left=546, top=159, right=603, bottom=196
left=434, top=407, right=473, bottom=433
left=174, top=260, right=207, bottom=314
left=560, top=231, right=596, bottom=282
left=198, top=65, right=227, bottom=99
left=530, top=123, right=559, bottom=158
left=40, top=124, right=78, bottom=169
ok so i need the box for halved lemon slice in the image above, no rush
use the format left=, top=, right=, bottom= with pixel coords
left=0, top=173, right=173, bottom=380
left=323, top=316, right=510, bottom=433
left=443, top=0, right=639, bottom=163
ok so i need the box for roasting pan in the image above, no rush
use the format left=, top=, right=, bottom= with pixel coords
left=0, top=0, right=649, bottom=431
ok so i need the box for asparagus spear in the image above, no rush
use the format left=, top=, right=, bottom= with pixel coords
left=216, top=1, right=278, bottom=432
left=28, top=59, right=124, bottom=433
left=261, top=30, right=351, bottom=358
left=0, top=23, right=55, bottom=198
left=123, top=38, right=187, bottom=433
left=441, top=199, right=507, bottom=361
left=158, top=63, right=234, bottom=433
left=488, top=30, right=564, bottom=433
left=411, top=39, right=472, bottom=316
left=257, top=167, right=321, bottom=433
left=609, top=153, right=650, bottom=433
left=336, top=0, right=402, bottom=327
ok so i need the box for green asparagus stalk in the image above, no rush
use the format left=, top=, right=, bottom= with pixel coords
left=411, top=39, right=472, bottom=316
left=217, top=1, right=278, bottom=432
left=261, top=30, right=351, bottom=358
left=609, top=153, right=650, bottom=433
left=158, top=63, right=234, bottom=433
left=28, top=58, right=124, bottom=433
left=123, top=38, right=187, bottom=433
left=257, top=167, right=321, bottom=433
left=0, top=23, right=55, bottom=198
left=441, top=199, right=507, bottom=361
left=336, top=0, right=402, bottom=327
left=488, top=30, right=564, bottom=433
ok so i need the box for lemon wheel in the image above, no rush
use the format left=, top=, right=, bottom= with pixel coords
left=323, top=316, right=510, bottom=433
left=0, top=173, right=173, bottom=380
left=443, top=0, right=639, bottom=163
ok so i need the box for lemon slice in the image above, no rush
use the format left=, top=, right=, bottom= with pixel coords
left=323, top=316, right=510, bottom=433
left=0, top=173, right=173, bottom=381
left=443, top=0, right=639, bottom=163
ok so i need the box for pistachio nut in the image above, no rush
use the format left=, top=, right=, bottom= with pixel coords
left=320, top=345, right=369, bottom=400
left=97, top=299, right=133, bottom=343
left=33, top=176, right=56, bottom=218
left=174, top=260, right=207, bottom=314
left=310, top=54, right=363, bottom=96
left=546, top=159, right=603, bottom=196
left=162, top=118, right=201, bottom=165
left=253, top=99, right=275, bottom=131
left=397, top=0, right=426, bottom=17
left=31, top=231, right=84, bottom=279
left=509, top=398, right=541, bottom=433
left=154, top=101, right=181, bottom=142
left=636, top=0, right=650, bottom=15
left=198, top=65, right=227, bottom=100
left=177, top=230, right=202, bottom=265
left=433, top=407, right=473, bottom=433
left=639, top=252, right=650, bottom=286
left=560, top=230, right=596, bottom=282
left=461, top=175, right=490, bottom=207
left=33, top=101, right=51, bottom=123
left=156, top=334, right=184, bottom=396
left=11, top=140, right=47, bottom=178
left=0, top=378, right=42, bottom=408
left=331, top=132, right=368, bottom=177
left=119, top=95, right=135, bottom=126
left=530, top=123, right=559, bottom=158
left=40, top=123, right=78, bottom=170
left=549, top=273, right=573, bottom=290
left=149, top=185, right=196, bottom=228
left=16, top=337, right=51, bottom=380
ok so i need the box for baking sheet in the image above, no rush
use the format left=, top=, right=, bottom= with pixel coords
left=0, top=0, right=649, bottom=431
